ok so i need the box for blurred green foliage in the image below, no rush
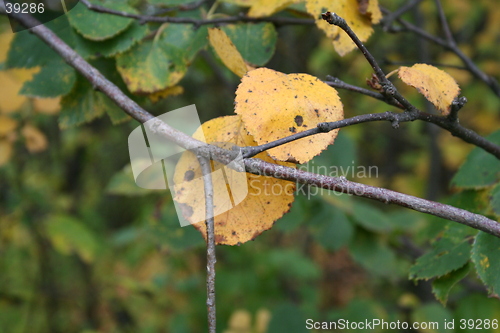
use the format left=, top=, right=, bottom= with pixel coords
left=1, top=0, right=500, bottom=332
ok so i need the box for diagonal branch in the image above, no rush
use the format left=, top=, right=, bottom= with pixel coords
left=245, top=158, right=500, bottom=237
left=2, top=7, right=500, bottom=238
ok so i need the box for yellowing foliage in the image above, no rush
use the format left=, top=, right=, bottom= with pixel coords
left=208, top=28, right=253, bottom=78
left=235, top=68, right=343, bottom=164
left=306, top=0, right=382, bottom=56
left=398, top=64, right=460, bottom=115
left=21, top=124, right=48, bottom=153
left=173, top=115, right=295, bottom=245
left=33, top=97, right=61, bottom=115
left=248, top=0, right=295, bottom=17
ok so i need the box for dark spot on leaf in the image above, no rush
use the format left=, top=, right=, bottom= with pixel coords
left=294, top=115, right=304, bottom=126
left=184, top=170, right=195, bottom=181
left=289, top=127, right=296, bottom=133
left=248, top=90, right=253, bottom=93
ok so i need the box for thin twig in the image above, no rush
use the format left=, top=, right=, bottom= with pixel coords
left=434, top=0, right=455, bottom=46
left=321, top=12, right=417, bottom=111
left=382, top=0, right=425, bottom=31
left=320, top=11, right=500, bottom=159
left=382, top=8, right=500, bottom=97
left=197, top=156, right=216, bottom=333
left=80, top=0, right=314, bottom=26
left=153, top=0, right=207, bottom=15
left=3, top=7, right=500, bottom=238
left=324, top=77, right=403, bottom=107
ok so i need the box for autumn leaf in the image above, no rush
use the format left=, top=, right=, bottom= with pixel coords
left=21, top=124, right=48, bottom=153
left=248, top=0, right=296, bottom=17
left=0, top=116, right=18, bottom=135
left=148, top=86, right=184, bottom=103
left=398, top=64, right=460, bottom=115
left=208, top=28, right=253, bottom=77
left=235, top=68, right=343, bottom=164
left=306, top=0, right=382, bottom=56
left=173, top=115, right=295, bottom=245
left=33, top=97, right=61, bottom=115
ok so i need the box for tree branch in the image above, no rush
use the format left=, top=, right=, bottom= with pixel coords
left=197, top=156, right=216, bottom=333
left=382, top=0, right=425, bottom=31
left=79, top=0, right=314, bottom=27
left=3, top=8, right=500, bottom=238
left=245, top=158, right=500, bottom=236
left=382, top=7, right=500, bottom=97
left=320, top=11, right=500, bottom=160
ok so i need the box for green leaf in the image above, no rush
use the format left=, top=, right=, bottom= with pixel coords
left=489, top=184, right=500, bottom=217
left=308, top=131, right=358, bottom=178
left=74, top=21, right=149, bottom=59
left=107, top=164, right=155, bottom=196
left=432, top=263, right=471, bottom=305
left=267, top=303, right=308, bottom=333
left=116, top=39, right=186, bottom=94
left=59, top=75, right=126, bottom=128
left=149, top=0, right=187, bottom=6
left=68, top=0, right=136, bottom=41
left=411, top=303, right=453, bottom=333
left=59, top=77, right=104, bottom=128
left=274, top=195, right=308, bottom=232
left=349, top=230, right=401, bottom=278
left=159, top=24, right=208, bottom=61
left=6, top=16, right=75, bottom=69
left=328, top=299, right=387, bottom=332
left=20, top=59, right=76, bottom=97
left=452, top=130, right=500, bottom=188
left=351, top=202, right=392, bottom=232
left=471, top=231, right=500, bottom=296
left=454, top=294, right=500, bottom=333
left=310, top=204, right=353, bottom=251
left=116, top=24, right=206, bottom=94
left=44, top=215, right=99, bottom=263
left=409, top=223, right=476, bottom=280
left=222, top=23, right=277, bottom=66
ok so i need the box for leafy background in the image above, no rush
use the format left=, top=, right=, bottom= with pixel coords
left=1, top=0, right=500, bottom=332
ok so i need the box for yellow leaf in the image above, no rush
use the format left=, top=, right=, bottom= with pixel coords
left=0, top=31, right=14, bottom=63
left=248, top=0, right=295, bottom=17
left=398, top=64, right=460, bottom=115
left=306, top=0, right=382, bottom=56
left=208, top=28, right=252, bottom=78
left=148, top=85, right=184, bottom=103
left=33, top=97, right=61, bottom=115
left=173, top=115, right=295, bottom=245
left=21, top=124, right=48, bottom=153
left=227, top=309, right=252, bottom=332
left=0, top=140, right=13, bottom=166
left=235, top=68, right=343, bottom=164
left=357, top=0, right=382, bottom=24
left=0, top=116, right=18, bottom=135
left=0, top=71, right=27, bottom=113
